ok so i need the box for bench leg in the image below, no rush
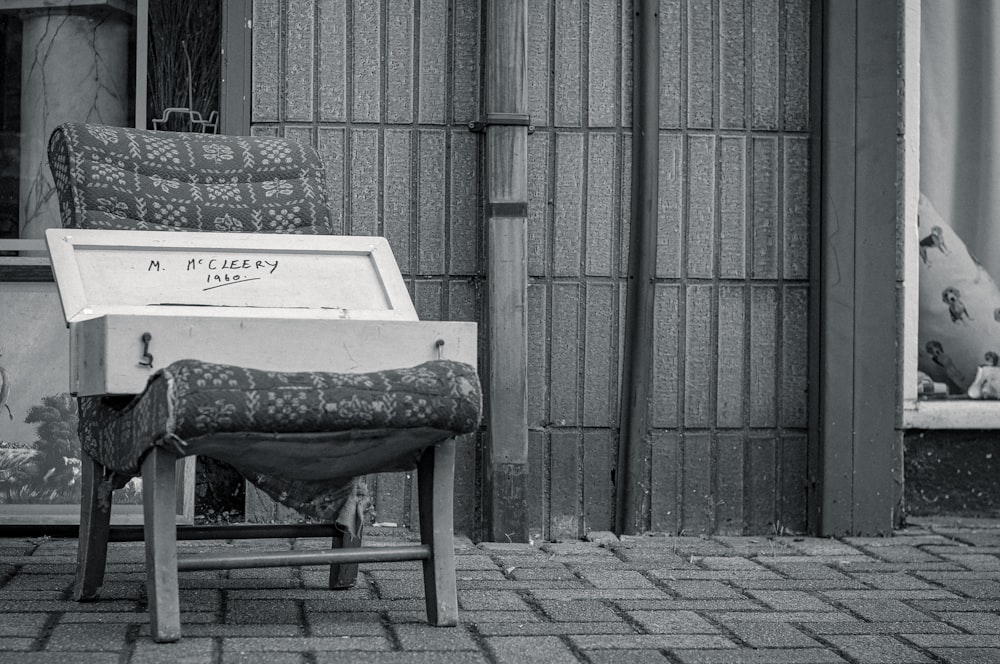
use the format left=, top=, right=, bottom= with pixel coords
left=142, top=447, right=181, bottom=643
left=417, top=439, right=458, bottom=626
left=74, top=453, right=112, bottom=601
left=329, top=524, right=361, bottom=589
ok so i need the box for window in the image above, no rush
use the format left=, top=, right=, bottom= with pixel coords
left=903, top=0, right=1000, bottom=427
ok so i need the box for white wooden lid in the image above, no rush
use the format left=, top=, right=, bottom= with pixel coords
left=44, top=228, right=418, bottom=323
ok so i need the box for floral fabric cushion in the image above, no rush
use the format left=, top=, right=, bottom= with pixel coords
left=79, top=360, right=481, bottom=532
left=48, top=123, right=331, bottom=234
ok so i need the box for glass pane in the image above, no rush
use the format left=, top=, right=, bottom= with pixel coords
left=918, top=0, right=1000, bottom=401
left=0, top=6, right=137, bottom=243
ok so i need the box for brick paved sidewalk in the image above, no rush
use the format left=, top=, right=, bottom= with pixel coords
left=2, top=517, right=1000, bottom=663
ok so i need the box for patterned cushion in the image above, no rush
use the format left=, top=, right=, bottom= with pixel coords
left=79, top=359, right=481, bottom=478
left=48, top=123, right=331, bottom=233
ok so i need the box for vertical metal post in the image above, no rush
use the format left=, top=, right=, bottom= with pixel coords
left=135, top=0, right=148, bottom=130
left=615, top=0, right=660, bottom=535
left=219, top=0, right=252, bottom=136
left=483, top=0, right=529, bottom=542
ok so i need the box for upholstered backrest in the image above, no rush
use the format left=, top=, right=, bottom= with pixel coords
left=48, top=123, right=331, bottom=234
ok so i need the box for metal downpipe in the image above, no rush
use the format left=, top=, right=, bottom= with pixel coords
left=615, top=0, right=660, bottom=535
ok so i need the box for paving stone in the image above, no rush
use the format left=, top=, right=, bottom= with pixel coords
left=222, top=636, right=392, bottom=652
left=529, top=588, right=668, bottom=600
left=925, top=648, right=1000, bottom=664
left=713, top=537, right=795, bottom=556
left=932, top=578, right=1000, bottom=598
left=475, top=621, right=637, bottom=636
left=508, top=567, right=578, bottom=581
left=663, top=580, right=745, bottom=599
left=746, top=590, right=836, bottom=611
left=0, top=600, right=139, bottom=612
left=622, top=610, right=719, bottom=634
left=0, top=591, right=67, bottom=601
left=710, top=611, right=860, bottom=623
left=181, top=624, right=307, bottom=637
left=725, top=621, right=821, bottom=648
left=226, top=599, right=301, bottom=624
left=902, top=634, right=1000, bottom=648
left=44, top=622, right=130, bottom=651
left=391, top=624, right=479, bottom=650
left=458, top=590, right=532, bottom=611
left=455, top=570, right=509, bottom=582
left=806, top=621, right=960, bottom=635
left=302, top=598, right=422, bottom=613
left=652, top=569, right=785, bottom=582
left=464, top=579, right=584, bottom=591
left=832, top=561, right=968, bottom=573
left=228, top=567, right=297, bottom=580
left=822, top=635, right=932, bottom=663
left=0, top=574, right=74, bottom=591
left=575, top=569, right=656, bottom=589
left=0, top=613, right=49, bottom=637
left=221, top=652, right=305, bottom=664
left=737, top=579, right=867, bottom=591
left=855, top=546, right=945, bottom=564
left=613, top=599, right=760, bottom=612
left=672, top=648, right=847, bottom=663
left=821, top=589, right=958, bottom=601
left=67, top=611, right=203, bottom=626
left=385, top=610, right=444, bottom=624
left=757, top=562, right=857, bottom=580
left=456, top=553, right=500, bottom=570
left=472, top=579, right=587, bottom=591
left=486, top=636, right=580, bottom=664
left=920, top=545, right=991, bottom=555
left=373, top=580, right=425, bottom=599
left=0, top=654, right=115, bottom=664
left=585, top=531, right=620, bottom=547
left=300, top=569, right=371, bottom=588
left=540, top=542, right=615, bottom=557
left=847, top=573, right=939, bottom=590
left=584, top=650, right=671, bottom=664
left=780, top=539, right=865, bottom=557
left=450, top=610, right=542, bottom=624
left=0, top=639, right=33, bottom=651
left=315, top=654, right=488, bottom=664
left=478, top=542, right=539, bottom=554
left=835, top=599, right=934, bottom=622
left=935, top=611, right=1000, bottom=633
left=915, top=570, right=1000, bottom=582
left=614, top=549, right=697, bottom=568
left=643, top=537, right=734, bottom=557
left=843, top=535, right=953, bottom=547
left=129, top=637, right=216, bottom=664
left=699, top=556, right=774, bottom=571
left=489, top=555, right=566, bottom=570
left=916, top=599, right=1000, bottom=612
left=537, top=599, right=623, bottom=622
left=569, top=558, right=636, bottom=570
left=570, top=634, right=737, bottom=650
left=91, top=581, right=147, bottom=600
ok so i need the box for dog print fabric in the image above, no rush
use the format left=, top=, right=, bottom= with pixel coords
left=919, top=194, right=1000, bottom=397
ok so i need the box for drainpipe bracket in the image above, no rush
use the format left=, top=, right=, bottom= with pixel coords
left=468, top=113, right=534, bottom=134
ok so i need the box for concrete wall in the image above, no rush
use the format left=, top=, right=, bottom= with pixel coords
left=250, top=0, right=814, bottom=539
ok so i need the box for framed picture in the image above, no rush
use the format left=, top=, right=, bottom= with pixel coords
left=0, top=241, right=194, bottom=526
